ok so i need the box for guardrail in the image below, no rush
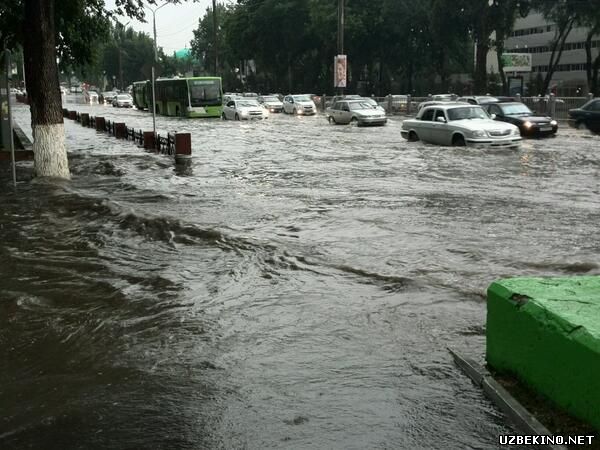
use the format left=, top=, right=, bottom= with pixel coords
left=61, top=108, right=191, bottom=161
left=317, top=94, right=595, bottom=119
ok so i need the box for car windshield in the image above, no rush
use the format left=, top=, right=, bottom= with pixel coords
left=293, top=95, right=311, bottom=102
left=349, top=101, right=376, bottom=111
left=117, top=95, right=130, bottom=100
left=262, top=96, right=279, bottom=102
left=238, top=101, right=259, bottom=107
left=188, top=79, right=222, bottom=106
left=447, top=106, right=488, bottom=121
left=500, top=104, right=532, bottom=115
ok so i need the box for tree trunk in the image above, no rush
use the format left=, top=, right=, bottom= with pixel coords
left=542, top=18, right=574, bottom=95
left=585, top=30, right=594, bottom=93
left=23, top=0, right=70, bottom=179
left=474, top=40, right=489, bottom=93
left=495, top=33, right=508, bottom=95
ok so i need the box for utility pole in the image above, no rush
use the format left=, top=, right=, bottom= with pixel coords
left=148, top=2, right=167, bottom=136
left=213, top=0, right=218, bottom=75
left=337, top=0, right=345, bottom=96
left=118, top=21, right=130, bottom=92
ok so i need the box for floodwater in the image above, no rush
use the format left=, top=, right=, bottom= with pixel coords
left=1, top=100, right=599, bottom=449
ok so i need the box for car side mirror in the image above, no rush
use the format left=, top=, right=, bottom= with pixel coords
left=490, top=113, right=497, bottom=119
left=436, top=116, right=446, bottom=123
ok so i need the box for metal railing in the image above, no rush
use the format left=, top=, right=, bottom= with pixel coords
left=317, top=94, right=594, bottom=119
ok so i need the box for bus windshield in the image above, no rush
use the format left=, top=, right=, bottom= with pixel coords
left=188, top=79, right=222, bottom=107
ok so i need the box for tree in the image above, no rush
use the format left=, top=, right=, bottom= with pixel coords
left=0, top=0, right=186, bottom=180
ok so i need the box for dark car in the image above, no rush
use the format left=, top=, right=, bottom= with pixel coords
left=568, top=99, right=600, bottom=133
left=484, top=102, right=557, bottom=137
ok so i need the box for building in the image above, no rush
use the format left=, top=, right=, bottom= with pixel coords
left=502, top=12, right=600, bottom=96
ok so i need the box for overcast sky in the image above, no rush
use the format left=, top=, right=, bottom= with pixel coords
left=104, top=0, right=223, bottom=54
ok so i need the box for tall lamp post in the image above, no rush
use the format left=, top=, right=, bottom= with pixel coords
left=337, top=0, right=345, bottom=96
left=147, top=1, right=168, bottom=136
left=213, top=0, right=218, bottom=75
left=118, top=21, right=131, bottom=92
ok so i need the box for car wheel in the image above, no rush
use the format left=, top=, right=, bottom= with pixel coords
left=576, top=121, right=586, bottom=130
left=452, top=134, right=466, bottom=147
left=328, top=116, right=336, bottom=124
left=408, top=131, right=419, bottom=142
left=351, top=117, right=358, bottom=126
left=235, top=113, right=240, bottom=121
left=221, top=113, right=227, bottom=120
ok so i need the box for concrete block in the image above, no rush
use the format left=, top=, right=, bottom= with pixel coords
left=486, top=276, right=600, bottom=430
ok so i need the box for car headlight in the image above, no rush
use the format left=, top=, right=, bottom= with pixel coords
left=512, top=127, right=520, bottom=135
left=296, top=109, right=303, bottom=114
left=523, top=121, right=533, bottom=128
left=550, top=120, right=557, bottom=126
left=472, top=130, right=487, bottom=137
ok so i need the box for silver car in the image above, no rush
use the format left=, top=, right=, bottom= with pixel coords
left=401, top=103, right=521, bottom=148
left=222, top=98, right=269, bottom=120
left=112, top=94, right=133, bottom=108
left=257, top=95, right=284, bottom=113
left=326, top=100, right=387, bottom=126
left=282, top=94, right=317, bottom=115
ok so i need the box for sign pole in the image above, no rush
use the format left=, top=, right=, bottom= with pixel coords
left=4, top=47, right=16, bottom=188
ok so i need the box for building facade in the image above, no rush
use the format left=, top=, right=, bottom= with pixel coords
left=503, top=12, right=599, bottom=96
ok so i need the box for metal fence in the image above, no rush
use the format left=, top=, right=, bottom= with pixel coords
left=317, top=94, right=593, bottom=119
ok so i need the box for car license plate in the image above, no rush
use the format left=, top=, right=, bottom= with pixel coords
left=540, top=126, right=552, bottom=131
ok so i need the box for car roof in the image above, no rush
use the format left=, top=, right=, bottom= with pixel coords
left=421, top=102, right=475, bottom=110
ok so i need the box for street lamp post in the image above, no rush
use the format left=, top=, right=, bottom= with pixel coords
left=337, top=0, right=345, bottom=96
left=147, top=2, right=168, bottom=136
left=119, top=21, right=131, bottom=92
left=213, top=0, right=218, bottom=75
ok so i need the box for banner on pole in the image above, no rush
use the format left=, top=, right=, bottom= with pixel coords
left=334, top=54, right=347, bottom=88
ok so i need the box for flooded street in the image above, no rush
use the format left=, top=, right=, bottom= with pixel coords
left=2, top=101, right=600, bottom=449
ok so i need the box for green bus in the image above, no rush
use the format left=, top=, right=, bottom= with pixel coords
left=132, top=77, right=223, bottom=118
left=132, top=80, right=151, bottom=110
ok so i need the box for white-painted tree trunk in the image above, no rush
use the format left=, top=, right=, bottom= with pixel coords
left=32, top=124, right=70, bottom=179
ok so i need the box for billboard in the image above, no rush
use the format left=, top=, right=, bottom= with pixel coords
left=501, top=53, right=532, bottom=73
left=334, top=54, right=347, bottom=88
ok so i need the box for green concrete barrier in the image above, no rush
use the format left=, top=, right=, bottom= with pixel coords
left=486, top=276, right=600, bottom=431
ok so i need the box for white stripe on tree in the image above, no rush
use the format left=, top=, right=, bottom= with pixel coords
left=33, top=124, right=70, bottom=179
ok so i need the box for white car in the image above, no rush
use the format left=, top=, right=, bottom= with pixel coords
left=112, top=94, right=133, bottom=108
left=401, top=103, right=522, bottom=148
left=282, top=94, right=317, bottom=115
left=222, top=98, right=269, bottom=120
left=326, top=99, right=387, bottom=126
left=83, top=90, right=99, bottom=104
left=258, top=95, right=284, bottom=113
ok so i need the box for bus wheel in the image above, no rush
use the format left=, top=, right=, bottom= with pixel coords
left=175, top=106, right=180, bottom=117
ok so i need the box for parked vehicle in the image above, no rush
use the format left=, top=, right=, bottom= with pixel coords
left=326, top=99, right=387, bottom=126
left=102, top=91, right=119, bottom=104
left=457, top=95, right=500, bottom=105
left=378, top=95, right=408, bottom=113
left=83, top=90, right=99, bottom=104
left=401, top=103, right=521, bottom=148
left=257, top=95, right=284, bottom=113
left=243, top=92, right=258, bottom=98
left=112, top=94, right=134, bottom=108
left=417, top=100, right=467, bottom=112
left=484, top=102, right=557, bottom=137
left=222, top=98, right=269, bottom=120
left=223, top=94, right=244, bottom=103
left=568, top=99, right=600, bottom=133
left=282, top=94, right=317, bottom=115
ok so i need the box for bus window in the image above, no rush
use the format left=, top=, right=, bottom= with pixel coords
left=188, top=79, right=222, bottom=107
